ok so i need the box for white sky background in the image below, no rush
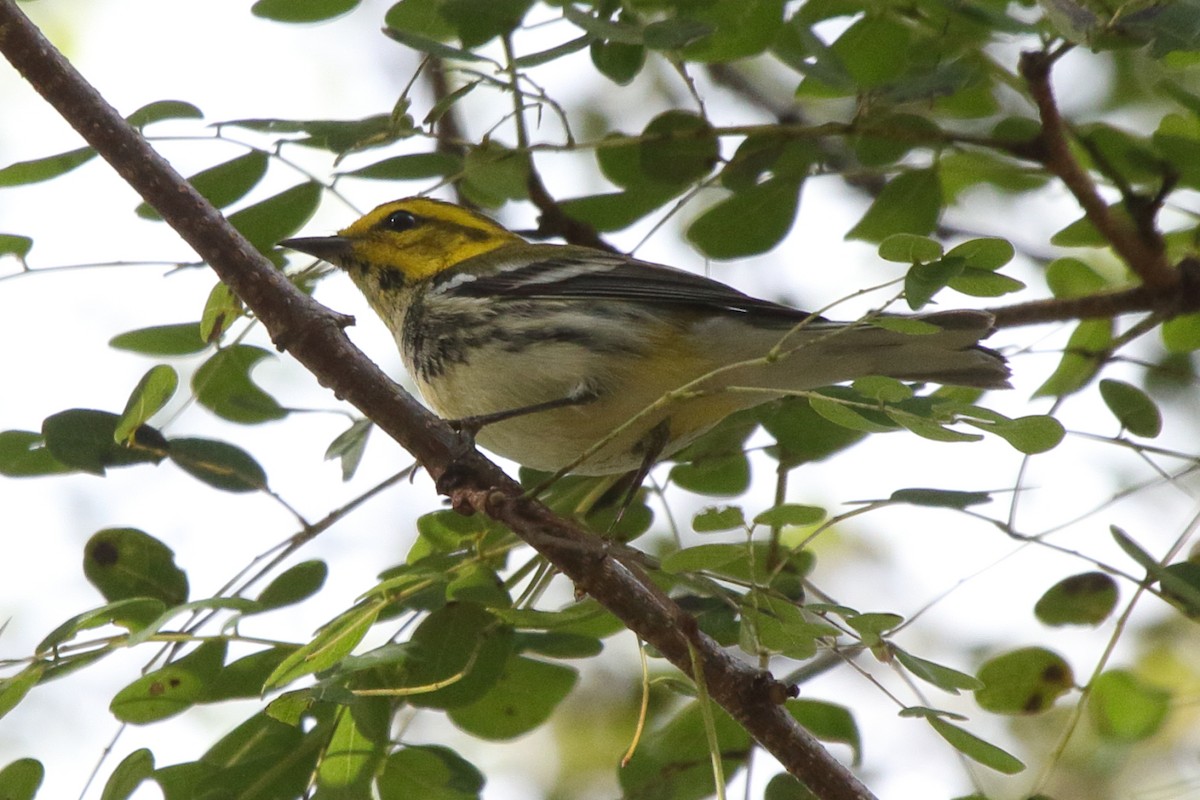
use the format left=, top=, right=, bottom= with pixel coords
left=1, top=2, right=1199, bottom=799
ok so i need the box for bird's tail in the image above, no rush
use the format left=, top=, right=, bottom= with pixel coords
left=718, top=309, right=1011, bottom=391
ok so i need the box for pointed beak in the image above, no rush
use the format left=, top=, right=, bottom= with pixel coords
left=278, top=235, right=354, bottom=264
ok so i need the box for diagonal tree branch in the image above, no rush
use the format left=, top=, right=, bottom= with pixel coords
left=1018, top=47, right=1175, bottom=289
left=0, top=4, right=874, bottom=799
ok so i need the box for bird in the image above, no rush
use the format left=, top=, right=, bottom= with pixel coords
left=280, top=197, right=1010, bottom=478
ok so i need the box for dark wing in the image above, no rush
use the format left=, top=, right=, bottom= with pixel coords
left=441, top=248, right=826, bottom=323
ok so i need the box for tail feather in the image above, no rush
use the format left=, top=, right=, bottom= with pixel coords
left=871, top=310, right=1010, bottom=389
left=712, top=309, right=1011, bottom=391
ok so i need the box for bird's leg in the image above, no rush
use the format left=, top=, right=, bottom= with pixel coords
left=606, top=418, right=670, bottom=534
left=448, top=382, right=601, bottom=443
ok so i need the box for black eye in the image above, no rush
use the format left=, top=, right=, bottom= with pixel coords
left=382, top=209, right=418, bottom=232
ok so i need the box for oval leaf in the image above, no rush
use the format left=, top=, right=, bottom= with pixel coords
left=227, top=182, right=322, bottom=251
left=168, top=437, right=267, bottom=492
left=115, top=365, right=178, bottom=444
left=1089, top=669, right=1170, bottom=742
left=192, top=345, right=286, bottom=424
left=252, top=0, right=361, bottom=23
left=1035, top=572, right=1119, bottom=627
left=84, top=527, right=189, bottom=605
left=447, top=655, right=578, bottom=740
left=975, top=647, right=1074, bottom=714
left=1099, top=378, right=1162, bottom=437
left=110, top=323, right=207, bottom=356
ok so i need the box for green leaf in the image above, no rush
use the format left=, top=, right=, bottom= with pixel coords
left=678, top=0, right=785, bottom=62
left=741, top=592, right=836, bottom=660
left=317, top=702, right=388, bottom=795
left=384, top=0, right=456, bottom=39
left=459, top=142, right=530, bottom=207
left=969, top=414, right=1065, bottom=455
left=37, top=598, right=167, bottom=652
left=398, top=603, right=515, bottom=709
left=168, top=437, right=268, bottom=492
left=227, top=181, right=322, bottom=251
left=0, top=233, right=33, bottom=258
left=947, top=268, right=1025, bottom=298
left=441, top=0, right=534, bottom=47
left=0, top=146, right=95, bottom=186
left=878, top=233, right=943, bottom=264
left=562, top=4, right=642, bottom=44
left=115, top=365, right=178, bottom=444
left=1111, top=525, right=1200, bottom=617
left=591, top=39, right=646, bottom=85
left=513, top=631, right=603, bottom=659
left=809, top=396, right=895, bottom=433
left=846, top=168, right=941, bottom=243
left=1099, top=379, right=1162, bottom=437
left=251, top=0, right=360, bottom=22
left=788, top=699, right=862, bottom=765
left=222, top=114, right=407, bottom=153
left=1046, top=257, right=1110, bottom=298
left=193, top=345, right=287, bottom=423
left=557, top=189, right=676, bottom=232
left=447, top=563, right=512, bottom=608
left=110, top=640, right=226, bottom=723
left=109, top=323, right=207, bottom=355
left=1089, top=669, right=1170, bottom=742
left=643, top=18, right=713, bottom=50
left=83, top=528, right=189, bottom=605
left=0, top=758, right=43, bottom=800
left=100, top=748, right=154, bottom=800
left=325, top=418, right=372, bottom=481
left=1034, top=319, right=1112, bottom=397
left=125, top=100, right=202, bottom=128
left=926, top=715, right=1025, bottom=774
left=890, top=487, right=992, bottom=510
left=888, top=411, right=981, bottom=443
left=759, top=397, right=866, bottom=466
left=764, top=773, right=818, bottom=800
left=831, top=14, right=911, bottom=88
left=620, top=702, right=751, bottom=799
left=42, top=409, right=166, bottom=475
left=1162, top=312, right=1200, bottom=353
left=265, top=602, right=382, bottom=689
left=975, top=647, right=1074, bottom=714
left=753, top=504, right=826, bottom=528
left=692, top=505, right=746, bottom=533
left=893, top=647, right=983, bottom=694
left=1159, top=562, right=1200, bottom=618
left=845, top=612, right=902, bottom=645
left=448, top=655, right=578, bottom=740
left=639, top=110, right=719, bottom=187
left=123, top=597, right=258, bottom=649
left=513, top=34, right=592, bottom=67
left=0, top=430, right=71, bottom=477
left=946, top=237, right=1015, bottom=270
left=903, top=256, right=965, bottom=310
left=199, top=281, right=243, bottom=343
left=383, top=24, right=493, bottom=62
left=1035, top=572, right=1119, bottom=627
left=661, top=543, right=747, bottom=574
left=669, top=451, right=751, bottom=496
left=377, top=745, right=484, bottom=800
left=0, top=664, right=45, bottom=722
left=137, top=152, right=269, bottom=219
left=254, top=560, right=328, bottom=611
left=687, top=177, right=802, bottom=259
left=339, top=151, right=462, bottom=181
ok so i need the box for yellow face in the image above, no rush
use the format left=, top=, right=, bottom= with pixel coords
left=335, top=197, right=523, bottom=283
